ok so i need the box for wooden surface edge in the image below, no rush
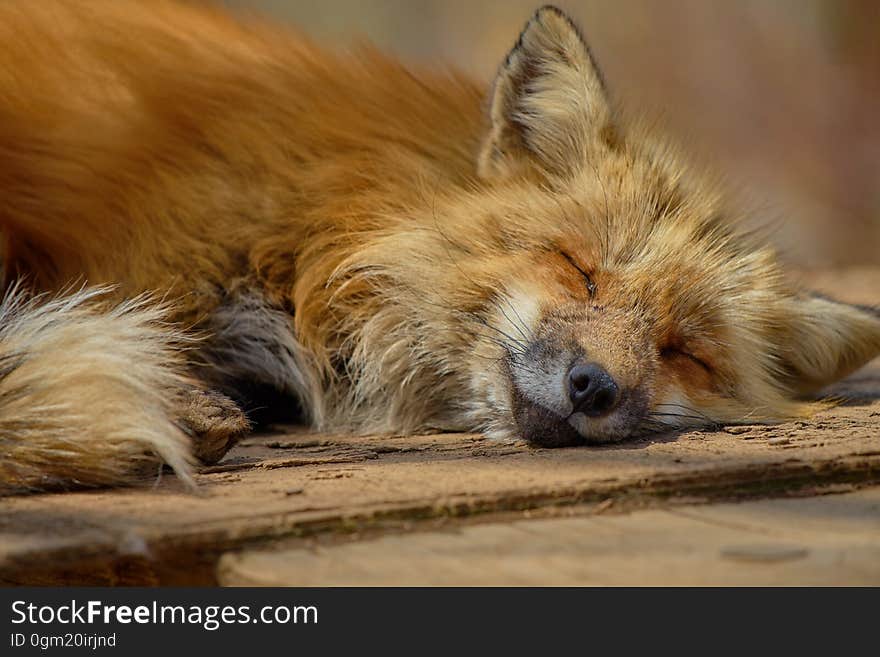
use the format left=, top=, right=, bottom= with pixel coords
left=4, top=449, right=879, bottom=585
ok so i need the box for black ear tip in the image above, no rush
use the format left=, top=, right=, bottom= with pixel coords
left=527, top=5, right=590, bottom=51
left=532, top=5, right=578, bottom=29
left=523, top=5, right=604, bottom=90
left=535, top=4, right=566, bottom=16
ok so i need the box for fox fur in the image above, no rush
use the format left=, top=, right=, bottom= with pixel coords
left=1, top=1, right=878, bottom=494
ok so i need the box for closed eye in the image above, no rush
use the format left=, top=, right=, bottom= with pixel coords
left=661, top=347, right=713, bottom=373
left=561, top=252, right=596, bottom=297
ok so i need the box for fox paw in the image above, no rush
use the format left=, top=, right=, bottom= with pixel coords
left=177, top=388, right=251, bottom=465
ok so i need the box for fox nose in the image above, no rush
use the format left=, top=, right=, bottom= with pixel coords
left=568, top=363, right=619, bottom=417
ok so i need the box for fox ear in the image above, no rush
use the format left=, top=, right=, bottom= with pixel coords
left=478, top=6, right=611, bottom=179
left=777, top=294, right=880, bottom=395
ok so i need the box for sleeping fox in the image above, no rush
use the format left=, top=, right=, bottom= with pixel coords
left=1, top=1, right=878, bottom=494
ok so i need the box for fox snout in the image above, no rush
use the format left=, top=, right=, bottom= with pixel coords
left=513, top=360, right=625, bottom=448
left=511, top=357, right=648, bottom=447
left=568, top=362, right=619, bottom=417
left=505, top=304, right=654, bottom=447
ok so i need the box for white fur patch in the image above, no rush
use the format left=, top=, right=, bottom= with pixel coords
left=496, top=284, right=542, bottom=344
left=497, top=283, right=571, bottom=418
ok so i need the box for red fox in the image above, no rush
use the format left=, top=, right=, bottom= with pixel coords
left=1, top=1, right=878, bottom=494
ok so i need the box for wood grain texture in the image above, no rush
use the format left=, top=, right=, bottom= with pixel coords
left=218, top=488, right=880, bottom=586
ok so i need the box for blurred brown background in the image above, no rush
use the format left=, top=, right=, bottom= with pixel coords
left=221, top=0, right=880, bottom=267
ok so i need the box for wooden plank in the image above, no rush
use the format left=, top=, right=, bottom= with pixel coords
left=218, top=487, right=880, bottom=586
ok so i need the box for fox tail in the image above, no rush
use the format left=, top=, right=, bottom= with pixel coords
left=0, top=285, right=195, bottom=495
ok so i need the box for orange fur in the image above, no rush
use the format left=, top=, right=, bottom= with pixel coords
left=1, top=2, right=878, bottom=492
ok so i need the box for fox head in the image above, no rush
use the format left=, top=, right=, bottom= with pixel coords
left=322, top=6, right=880, bottom=445
left=346, top=5, right=879, bottom=447
left=444, top=6, right=880, bottom=445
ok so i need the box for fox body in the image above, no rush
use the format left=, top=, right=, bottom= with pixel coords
left=1, top=1, right=878, bottom=493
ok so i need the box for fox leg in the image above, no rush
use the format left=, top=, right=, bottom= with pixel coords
left=175, top=386, right=250, bottom=465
